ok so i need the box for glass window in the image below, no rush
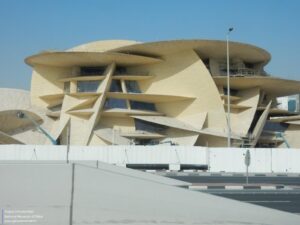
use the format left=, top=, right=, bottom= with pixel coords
left=104, top=98, right=127, bottom=109
left=125, top=81, right=141, bottom=93
left=288, top=100, right=296, bottom=112
left=109, top=80, right=122, bottom=92
left=263, top=121, right=289, bottom=132
left=134, top=119, right=166, bottom=133
left=130, top=101, right=156, bottom=111
left=80, top=66, right=106, bottom=76
left=77, top=81, right=101, bottom=93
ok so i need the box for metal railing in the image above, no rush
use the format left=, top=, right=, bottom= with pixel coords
left=219, top=68, right=265, bottom=76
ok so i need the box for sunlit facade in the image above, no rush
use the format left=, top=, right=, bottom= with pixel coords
left=1, top=39, right=300, bottom=147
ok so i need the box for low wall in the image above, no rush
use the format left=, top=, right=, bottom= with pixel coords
left=0, top=145, right=299, bottom=173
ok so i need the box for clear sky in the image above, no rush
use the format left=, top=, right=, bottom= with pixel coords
left=0, top=0, right=299, bottom=90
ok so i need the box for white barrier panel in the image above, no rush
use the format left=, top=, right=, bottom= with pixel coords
left=271, top=148, right=300, bottom=173
left=0, top=145, right=299, bottom=173
left=209, top=148, right=274, bottom=173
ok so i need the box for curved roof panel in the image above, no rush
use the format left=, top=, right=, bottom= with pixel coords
left=0, top=88, right=31, bottom=110
left=68, top=39, right=140, bottom=52
left=25, top=51, right=162, bottom=67
left=214, top=76, right=300, bottom=97
left=109, top=39, right=271, bottom=64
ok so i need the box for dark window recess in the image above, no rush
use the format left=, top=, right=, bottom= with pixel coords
left=224, top=69, right=238, bottom=74
left=202, top=58, right=210, bottom=70
left=248, top=111, right=263, bottom=134
left=104, top=98, right=127, bottom=109
left=134, top=119, right=166, bottom=133
left=244, top=62, right=255, bottom=69
left=77, top=81, right=101, bottom=92
left=64, top=82, right=70, bottom=93
left=80, top=66, right=106, bottom=76
left=130, top=101, right=156, bottom=111
left=49, top=104, right=62, bottom=112
left=115, top=66, right=127, bottom=75
left=135, top=139, right=160, bottom=146
left=109, top=80, right=122, bottom=92
left=125, top=81, right=141, bottom=93
left=223, top=88, right=238, bottom=96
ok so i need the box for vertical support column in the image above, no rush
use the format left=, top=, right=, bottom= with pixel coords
left=70, top=81, right=77, bottom=93
left=121, top=79, right=131, bottom=109
left=83, top=63, right=116, bottom=145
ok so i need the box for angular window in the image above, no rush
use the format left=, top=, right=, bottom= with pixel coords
left=109, top=80, right=122, bottom=92
left=77, top=81, right=101, bottom=92
left=134, top=119, right=166, bottom=133
left=263, top=121, right=289, bottom=133
left=130, top=101, right=156, bottom=111
left=125, top=81, right=141, bottom=93
left=80, top=66, right=106, bottom=76
left=104, top=98, right=127, bottom=109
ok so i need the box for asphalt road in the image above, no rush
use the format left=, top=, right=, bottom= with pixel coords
left=161, top=173, right=300, bottom=214
left=200, top=190, right=300, bottom=214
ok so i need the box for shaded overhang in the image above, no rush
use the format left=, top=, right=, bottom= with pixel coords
left=214, top=76, right=300, bottom=97
left=25, top=51, right=162, bottom=67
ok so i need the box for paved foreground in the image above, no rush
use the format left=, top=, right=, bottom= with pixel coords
left=1, top=162, right=300, bottom=225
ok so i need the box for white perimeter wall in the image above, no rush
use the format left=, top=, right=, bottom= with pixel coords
left=0, top=145, right=299, bottom=173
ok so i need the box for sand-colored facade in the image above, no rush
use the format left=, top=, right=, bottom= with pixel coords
left=1, top=39, right=300, bottom=147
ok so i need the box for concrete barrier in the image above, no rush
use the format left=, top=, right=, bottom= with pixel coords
left=0, top=145, right=299, bottom=173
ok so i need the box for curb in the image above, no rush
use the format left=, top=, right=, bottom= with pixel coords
left=189, top=185, right=295, bottom=190
left=155, top=171, right=300, bottom=177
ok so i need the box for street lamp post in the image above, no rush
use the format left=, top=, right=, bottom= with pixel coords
left=226, top=27, right=234, bottom=148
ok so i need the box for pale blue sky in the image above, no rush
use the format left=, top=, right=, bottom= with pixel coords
left=0, top=0, right=299, bottom=90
